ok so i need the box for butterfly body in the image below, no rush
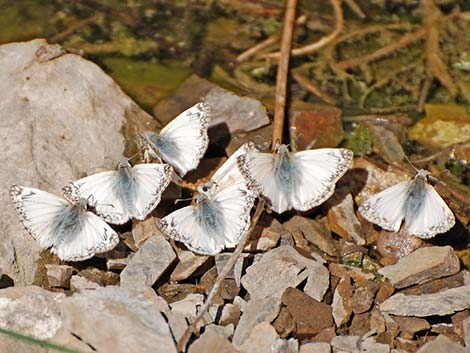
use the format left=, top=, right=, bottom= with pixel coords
left=359, top=169, right=455, bottom=238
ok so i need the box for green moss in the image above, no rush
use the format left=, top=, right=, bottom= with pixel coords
left=345, top=124, right=373, bottom=156
left=102, top=57, right=191, bottom=111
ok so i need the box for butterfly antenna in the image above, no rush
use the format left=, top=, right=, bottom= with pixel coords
left=404, top=155, right=420, bottom=173
left=126, top=146, right=146, bottom=163
left=174, top=197, right=193, bottom=205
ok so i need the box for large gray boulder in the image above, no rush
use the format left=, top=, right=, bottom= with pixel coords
left=0, top=39, right=155, bottom=285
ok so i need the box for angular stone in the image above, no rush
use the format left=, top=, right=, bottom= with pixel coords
left=153, top=74, right=269, bottom=134
left=245, top=217, right=282, bottom=252
left=352, top=280, right=378, bottom=314
left=272, top=306, right=295, bottom=338
left=45, top=264, right=74, bottom=289
left=350, top=312, right=371, bottom=336
left=78, top=267, right=119, bottom=286
left=0, top=39, right=145, bottom=285
left=170, top=293, right=205, bottom=320
left=60, top=286, right=177, bottom=353
left=188, top=330, right=238, bottom=353
left=391, top=316, right=430, bottom=338
left=121, top=236, right=176, bottom=292
left=361, top=337, right=391, bottom=353
left=70, top=275, right=101, bottom=292
left=332, top=275, right=353, bottom=327
left=107, top=257, right=129, bottom=271
left=376, top=230, right=422, bottom=264
left=283, top=216, right=339, bottom=256
left=282, top=287, right=333, bottom=341
left=132, top=217, right=161, bottom=248
left=239, top=322, right=279, bottom=353
left=171, top=248, right=209, bottom=281
left=232, top=296, right=282, bottom=347
left=326, top=193, right=365, bottom=245
left=415, top=334, right=467, bottom=353
left=331, top=335, right=361, bottom=352
left=215, top=253, right=250, bottom=288
left=329, top=263, right=374, bottom=284
left=463, top=316, right=470, bottom=347
left=299, top=342, right=331, bottom=353
left=219, top=303, right=241, bottom=327
left=375, top=282, right=395, bottom=304
left=400, top=271, right=467, bottom=296
left=380, top=285, right=470, bottom=317
left=289, top=103, right=344, bottom=150
left=378, top=246, right=460, bottom=289
left=241, top=246, right=329, bottom=301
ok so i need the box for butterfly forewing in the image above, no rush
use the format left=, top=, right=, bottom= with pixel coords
left=358, top=181, right=411, bottom=232
left=142, top=102, right=209, bottom=176
left=10, top=185, right=119, bottom=261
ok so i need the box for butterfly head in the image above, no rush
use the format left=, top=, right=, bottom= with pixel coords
left=415, top=169, right=431, bottom=181
left=273, top=143, right=290, bottom=156
left=118, top=159, right=132, bottom=170
left=74, top=197, right=89, bottom=211
left=196, top=182, right=217, bottom=201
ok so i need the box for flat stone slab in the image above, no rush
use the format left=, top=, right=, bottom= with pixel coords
left=120, top=236, right=176, bottom=292
left=378, top=246, right=460, bottom=289
left=241, top=246, right=329, bottom=301
left=380, top=285, right=470, bottom=317
left=415, top=334, right=468, bottom=353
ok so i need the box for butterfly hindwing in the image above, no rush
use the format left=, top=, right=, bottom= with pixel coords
left=404, top=182, right=455, bottom=238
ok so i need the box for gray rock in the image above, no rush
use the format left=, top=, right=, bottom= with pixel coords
left=120, top=236, right=176, bottom=292
left=0, top=39, right=158, bottom=285
left=464, top=316, right=470, bottom=347
left=45, top=264, right=74, bottom=288
left=380, top=285, right=470, bottom=316
left=239, top=322, right=279, bottom=353
left=415, top=334, right=468, bottom=353
left=219, top=303, right=241, bottom=327
left=171, top=248, right=209, bottom=281
left=215, top=253, right=250, bottom=288
left=331, top=336, right=361, bottom=352
left=169, top=293, right=205, bottom=320
left=153, top=74, right=269, bottom=134
left=70, top=274, right=100, bottom=292
left=326, top=193, right=365, bottom=245
left=241, top=246, right=329, bottom=301
left=188, top=330, right=238, bottom=353
left=60, top=286, right=177, bottom=353
left=233, top=296, right=282, bottom=347
left=378, top=246, right=460, bottom=289
left=299, top=342, right=331, bottom=353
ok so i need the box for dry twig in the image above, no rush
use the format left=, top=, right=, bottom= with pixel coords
left=293, top=71, right=337, bottom=105
left=264, top=0, right=342, bottom=59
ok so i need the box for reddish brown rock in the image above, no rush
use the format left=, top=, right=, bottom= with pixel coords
left=392, top=316, right=430, bottom=339
left=395, top=337, right=419, bottom=352
left=378, top=246, right=460, bottom=289
left=376, top=230, right=422, bottom=265
left=349, top=312, right=370, bottom=336
left=329, top=263, right=374, bottom=285
left=272, top=306, right=295, bottom=338
left=370, top=307, right=386, bottom=334
left=375, top=282, right=395, bottom=304
left=326, top=193, right=365, bottom=245
left=289, top=103, right=344, bottom=150
left=332, top=275, right=353, bottom=327
left=352, top=280, right=378, bottom=314
left=400, top=271, right=466, bottom=296
left=282, top=287, right=333, bottom=341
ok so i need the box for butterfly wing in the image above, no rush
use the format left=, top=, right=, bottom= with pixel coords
left=129, top=163, right=173, bottom=220
left=63, top=171, right=127, bottom=224
left=158, top=205, right=220, bottom=255
left=404, top=182, right=455, bottom=238
left=290, top=148, right=353, bottom=211
left=358, top=181, right=412, bottom=232
left=212, top=142, right=258, bottom=190
left=10, top=185, right=70, bottom=249
left=53, top=211, right=119, bottom=261
left=237, top=150, right=290, bottom=213
left=155, top=102, right=209, bottom=176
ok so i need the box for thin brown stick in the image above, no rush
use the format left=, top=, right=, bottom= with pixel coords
left=176, top=200, right=266, bottom=352
left=265, top=0, right=342, bottom=59
left=236, top=35, right=279, bottom=63
left=422, top=0, right=458, bottom=97
left=336, top=27, right=426, bottom=70
left=417, top=76, right=433, bottom=112
left=272, top=0, right=298, bottom=144
left=293, top=71, right=337, bottom=105
left=50, top=14, right=100, bottom=43
left=344, top=0, right=365, bottom=19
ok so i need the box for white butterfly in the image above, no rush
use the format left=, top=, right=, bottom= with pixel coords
left=63, top=160, right=173, bottom=225
left=9, top=185, right=119, bottom=261
left=237, top=144, right=353, bottom=214
left=139, top=102, right=209, bottom=177
left=358, top=169, right=455, bottom=238
left=157, top=143, right=257, bottom=255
